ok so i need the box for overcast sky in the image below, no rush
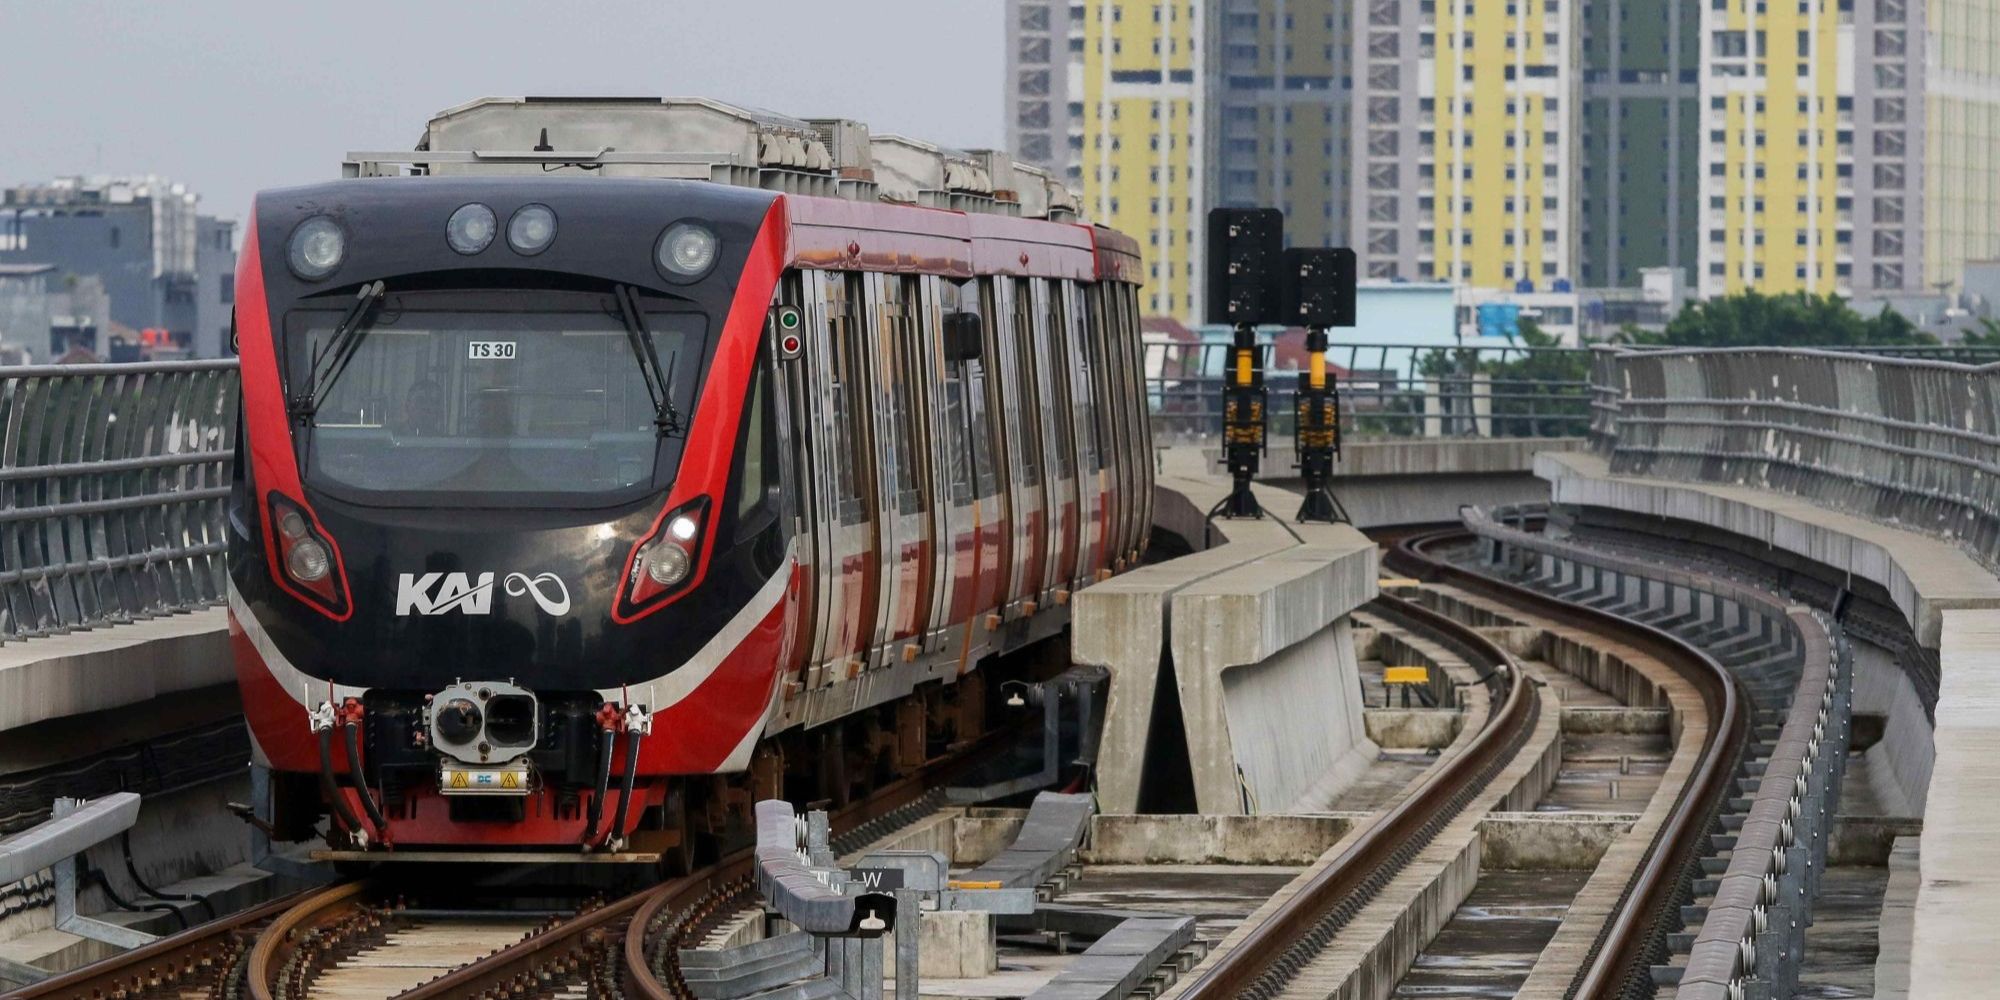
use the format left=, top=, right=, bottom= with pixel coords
left=0, top=1, right=1005, bottom=222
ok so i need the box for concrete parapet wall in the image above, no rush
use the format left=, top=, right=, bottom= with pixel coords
left=1336, top=437, right=1588, bottom=478
left=1078, top=449, right=1379, bottom=815
left=1170, top=528, right=1380, bottom=815
left=1537, top=451, right=2000, bottom=648
left=0, top=608, right=231, bottom=735
left=1535, top=447, right=2000, bottom=999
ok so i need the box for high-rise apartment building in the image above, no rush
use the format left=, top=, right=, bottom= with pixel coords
left=1576, top=0, right=1701, bottom=288
left=1072, top=1, right=1207, bottom=319
left=1696, top=0, right=2000, bottom=296
left=1210, top=1, right=1351, bottom=249
left=1006, top=1, right=1081, bottom=183
left=1006, top=0, right=1998, bottom=314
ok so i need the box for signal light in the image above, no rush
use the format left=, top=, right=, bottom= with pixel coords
left=1204, top=208, right=1284, bottom=326
left=1281, top=248, right=1359, bottom=328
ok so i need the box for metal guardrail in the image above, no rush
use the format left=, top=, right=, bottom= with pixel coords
left=1587, top=346, right=2000, bottom=574
left=1146, top=341, right=1594, bottom=444
left=0, top=361, right=237, bottom=643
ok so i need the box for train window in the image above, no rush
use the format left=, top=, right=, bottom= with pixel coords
left=937, top=279, right=975, bottom=506
left=825, top=275, right=869, bottom=526
left=284, top=288, right=706, bottom=503
left=883, top=277, right=924, bottom=518
left=1045, top=282, right=1077, bottom=481
left=736, top=362, right=778, bottom=521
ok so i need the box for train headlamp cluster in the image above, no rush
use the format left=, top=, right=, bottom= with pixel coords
left=278, top=508, right=332, bottom=583
left=624, top=497, right=710, bottom=612
left=446, top=203, right=498, bottom=255
left=268, top=494, right=347, bottom=615
left=508, top=205, right=557, bottom=255
left=657, top=222, right=718, bottom=280
left=287, top=217, right=346, bottom=281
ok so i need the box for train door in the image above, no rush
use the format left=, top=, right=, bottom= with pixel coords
left=921, top=276, right=964, bottom=653
left=772, top=273, right=821, bottom=683
left=1064, top=280, right=1106, bottom=585
left=1120, top=285, right=1153, bottom=558
left=965, top=279, right=1008, bottom=637
left=868, top=274, right=932, bottom=663
left=993, top=276, right=1046, bottom=617
left=1040, top=281, right=1083, bottom=595
left=1090, top=283, right=1130, bottom=572
left=1024, top=279, right=1069, bottom=606
left=817, top=271, right=879, bottom=683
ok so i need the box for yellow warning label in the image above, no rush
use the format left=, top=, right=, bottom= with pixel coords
left=1384, top=666, right=1430, bottom=685
left=1378, top=578, right=1422, bottom=588
left=501, top=771, right=520, bottom=789
left=450, top=770, right=469, bottom=789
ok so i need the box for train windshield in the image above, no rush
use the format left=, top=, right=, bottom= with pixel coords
left=285, top=288, right=707, bottom=505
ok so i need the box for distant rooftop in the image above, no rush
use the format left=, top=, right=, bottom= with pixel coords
left=4, top=175, right=199, bottom=209
left=0, top=263, right=56, bottom=277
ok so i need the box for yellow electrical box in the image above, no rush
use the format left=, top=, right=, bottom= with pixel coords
left=1383, top=666, right=1430, bottom=686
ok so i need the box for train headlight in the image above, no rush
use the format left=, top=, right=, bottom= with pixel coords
left=287, top=216, right=345, bottom=281
left=286, top=537, right=331, bottom=582
left=656, top=222, right=718, bottom=280
left=447, top=203, right=497, bottom=255
left=507, top=204, right=557, bottom=256
left=668, top=514, right=698, bottom=542
left=645, top=542, right=691, bottom=587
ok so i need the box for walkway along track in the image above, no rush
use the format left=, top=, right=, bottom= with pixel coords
left=8, top=726, right=997, bottom=1000
left=1174, top=525, right=1745, bottom=1000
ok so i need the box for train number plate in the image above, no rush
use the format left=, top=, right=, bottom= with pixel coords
left=467, top=341, right=517, bottom=360
left=438, top=761, right=532, bottom=795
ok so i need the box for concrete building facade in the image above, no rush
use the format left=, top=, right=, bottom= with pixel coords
left=0, top=176, right=236, bottom=358
left=1211, top=0, right=1351, bottom=250
left=1575, top=0, right=1702, bottom=288
left=1076, top=0, right=1209, bottom=319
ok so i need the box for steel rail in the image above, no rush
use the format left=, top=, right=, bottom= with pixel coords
left=392, top=729, right=1009, bottom=1000
left=1393, top=527, right=1748, bottom=1000
left=1174, top=571, right=1538, bottom=998
left=5, top=886, right=322, bottom=999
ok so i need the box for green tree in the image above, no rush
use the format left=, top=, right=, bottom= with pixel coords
left=1961, top=316, right=2000, bottom=347
left=1636, top=290, right=1936, bottom=348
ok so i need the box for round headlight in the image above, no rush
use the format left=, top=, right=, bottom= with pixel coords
left=277, top=508, right=308, bottom=541
left=447, top=203, right=497, bottom=255
left=507, top=204, right=557, bottom=255
left=287, top=537, right=331, bottom=582
left=657, top=222, right=718, bottom=279
left=645, top=543, right=691, bottom=587
left=287, top=217, right=345, bottom=281
left=668, top=514, right=699, bottom=542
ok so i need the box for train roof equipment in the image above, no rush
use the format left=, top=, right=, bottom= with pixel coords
left=342, top=96, right=1082, bottom=222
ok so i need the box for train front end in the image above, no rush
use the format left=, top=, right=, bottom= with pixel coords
left=228, top=177, right=792, bottom=855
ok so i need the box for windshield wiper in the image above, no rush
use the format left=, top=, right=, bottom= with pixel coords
left=614, top=284, right=686, bottom=436
left=289, top=280, right=386, bottom=422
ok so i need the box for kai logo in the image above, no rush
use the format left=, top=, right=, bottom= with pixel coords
left=396, top=571, right=571, bottom=617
